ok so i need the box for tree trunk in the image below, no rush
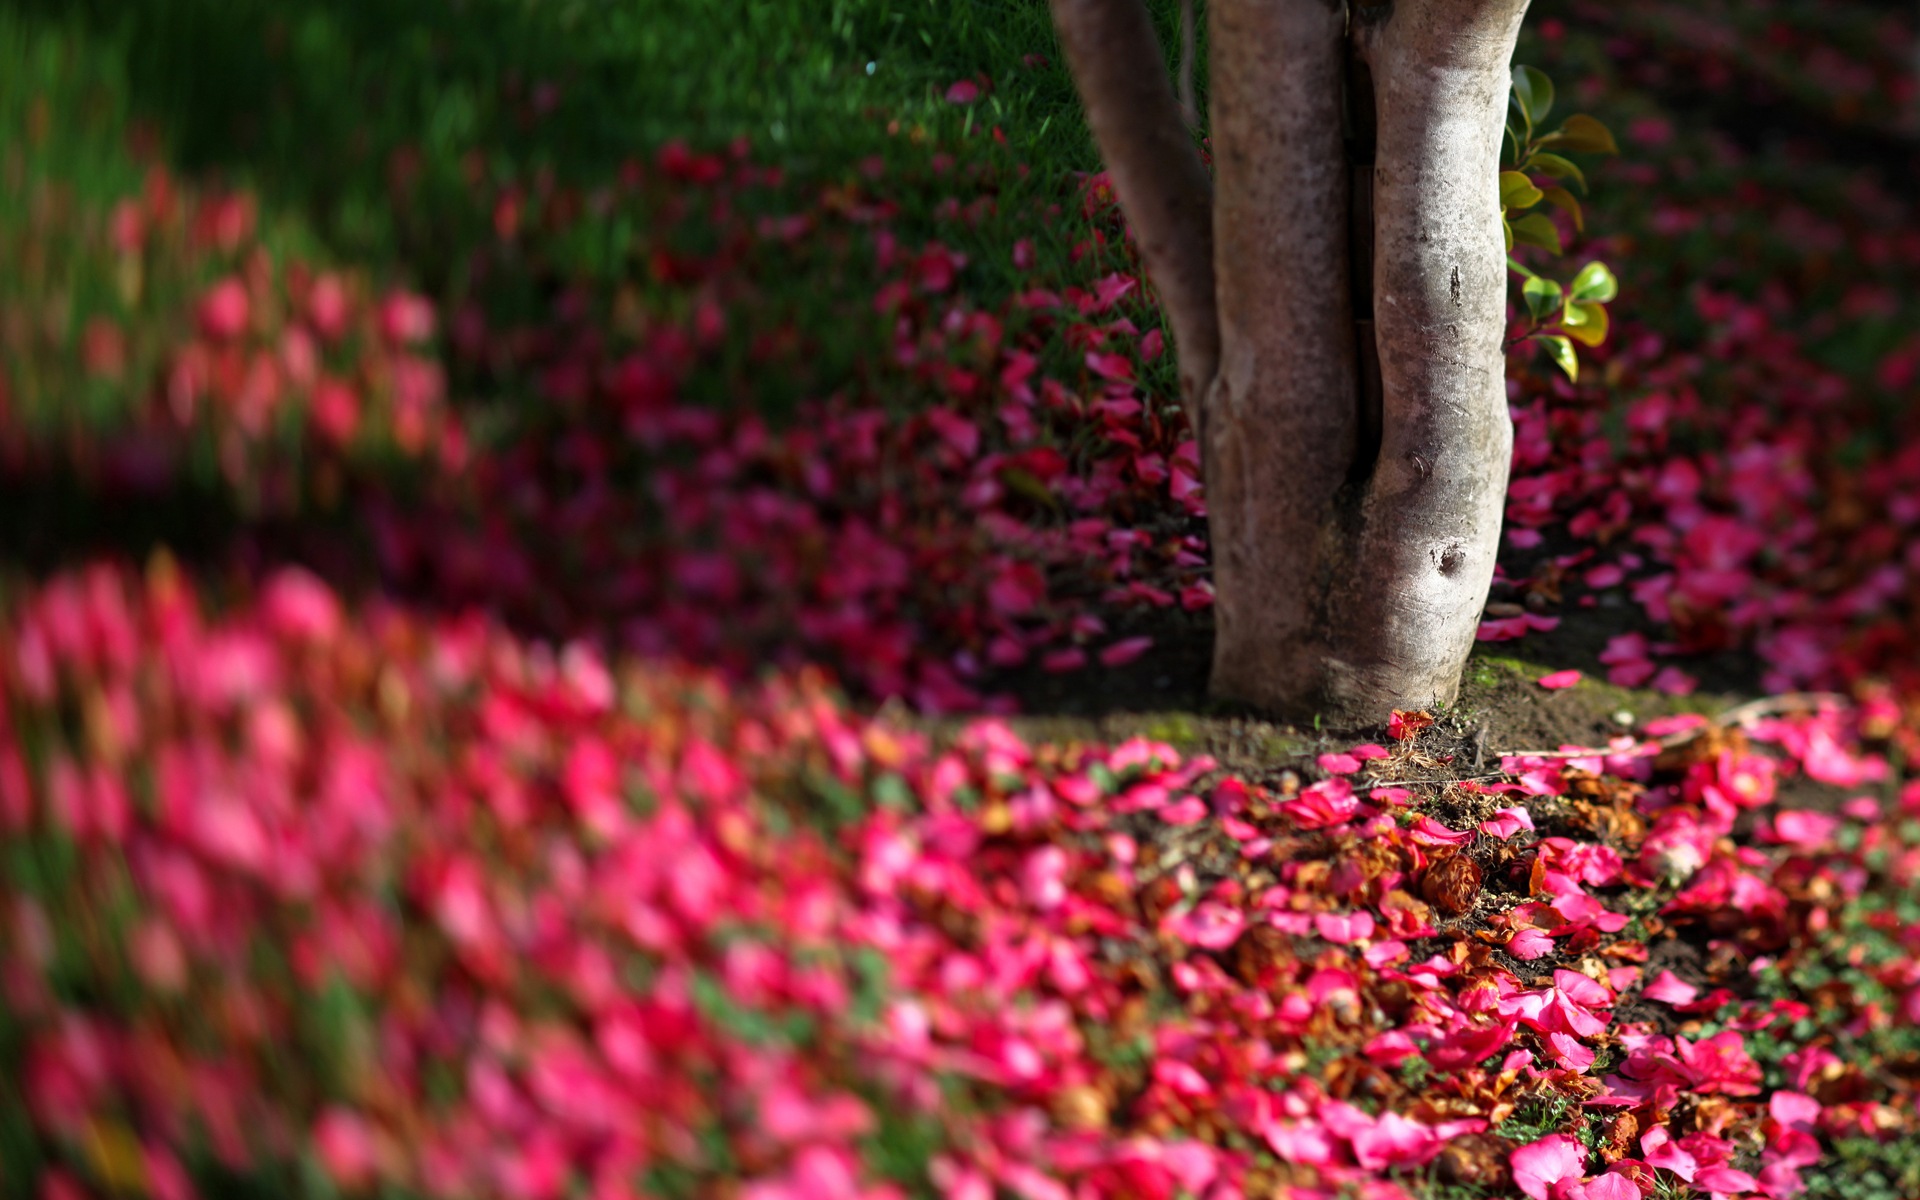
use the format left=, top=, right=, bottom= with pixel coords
left=1053, top=0, right=1529, bottom=728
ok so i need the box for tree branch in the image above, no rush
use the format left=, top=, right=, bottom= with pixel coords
left=1051, top=0, right=1219, bottom=411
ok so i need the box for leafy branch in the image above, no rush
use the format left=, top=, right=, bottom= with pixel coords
left=1502, top=64, right=1620, bottom=382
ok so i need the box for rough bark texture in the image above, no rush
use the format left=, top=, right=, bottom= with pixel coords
left=1059, top=0, right=1529, bottom=728
left=1204, top=0, right=1359, bottom=713
left=1050, top=0, right=1219, bottom=409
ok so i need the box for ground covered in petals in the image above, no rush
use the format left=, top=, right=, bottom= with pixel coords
left=2, top=1, right=1920, bottom=1198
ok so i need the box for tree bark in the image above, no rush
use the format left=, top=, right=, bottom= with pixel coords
left=1056, top=0, right=1530, bottom=728
left=1203, top=0, right=1360, bottom=714
left=1326, top=0, right=1528, bottom=721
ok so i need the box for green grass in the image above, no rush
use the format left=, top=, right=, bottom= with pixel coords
left=1, top=0, right=1208, bottom=447
left=2, top=0, right=1201, bottom=275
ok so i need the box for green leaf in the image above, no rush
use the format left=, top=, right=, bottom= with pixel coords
left=1502, top=123, right=1521, bottom=167
left=1506, top=254, right=1538, bottom=279
left=1499, top=170, right=1543, bottom=211
left=1538, top=113, right=1619, bottom=155
left=1511, top=65, right=1554, bottom=129
left=1563, top=300, right=1610, bottom=346
left=1524, top=151, right=1587, bottom=193
left=1522, top=275, right=1564, bottom=322
left=1568, top=260, right=1618, bottom=303
left=1503, top=217, right=1514, bottom=252
left=1510, top=212, right=1563, bottom=256
left=1541, top=334, right=1578, bottom=381
left=1540, top=186, right=1585, bottom=233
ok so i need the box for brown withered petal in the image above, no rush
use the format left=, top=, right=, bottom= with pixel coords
left=1050, top=1084, right=1110, bottom=1132
left=1434, top=1133, right=1516, bottom=1189
left=1654, top=725, right=1748, bottom=773
left=1421, top=853, right=1484, bottom=917
left=1229, top=923, right=1296, bottom=987
left=1599, top=1111, right=1639, bottom=1162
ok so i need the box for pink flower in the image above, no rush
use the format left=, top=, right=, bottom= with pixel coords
left=1512, top=1134, right=1588, bottom=1200
left=1099, top=636, right=1153, bottom=667
left=944, top=79, right=981, bottom=104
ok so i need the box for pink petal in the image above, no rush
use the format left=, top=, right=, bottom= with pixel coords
left=1640, top=1126, right=1697, bottom=1181
left=1652, top=666, right=1698, bottom=696
left=1350, top=743, right=1390, bottom=760
left=1538, top=669, right=1583, bottom=689
left=1553, top=969, right=1614, bottom=1007
left=944, top=80, right=981, bottom=104
left=1765, top=809, right=1839, bottom=848
left=1545, top=1032, right=1596, bottom=1072
left=1315, top=910, right=1376, bottom=945
left=1153, top=1058, right=1211, bottom=1096
left=1098, top=636, right=1154, bottom=667
left=1363, top=940, right=1409, bottom=968
left=1641, top=969, right=1700, bottom=1006
left=1317, top=752, right=1363, bottom=775
left=1481, top=806, right=1537, bottom=839
left=1040, top=647, right=1086, bottom=673
left=1164, top=901, right=1246, bottom=950
left=1568, top=1174, right=1640, bottom=1200
left=1348, top=1111, right=1441, bottom=1170
left=1695, top=1166, right=1758, bottom=1193
left=1407, top=814, right=1474, bottom=846
left=1508, top=928, right=1558, bottom=959
left=1511, top=1134, right=1588, bottom=1200
left=1769, top=1092, right=1821, bottom=1129
left=1263, top=1121, right=1336, bottom=1166
left=1159, top=795, right=1208, bottom=825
